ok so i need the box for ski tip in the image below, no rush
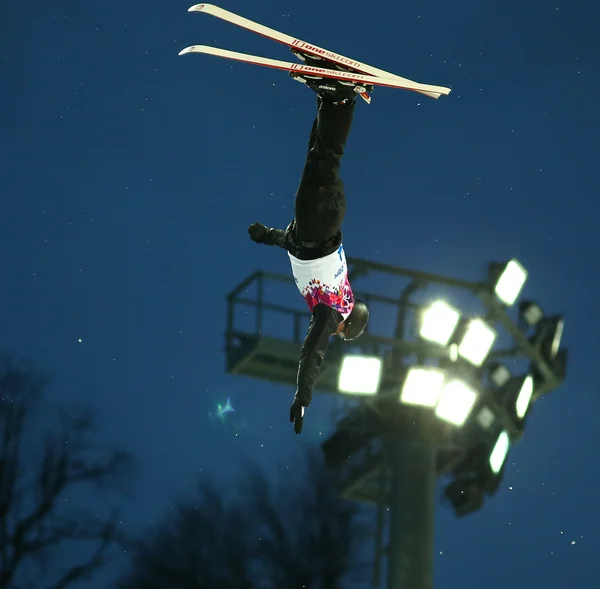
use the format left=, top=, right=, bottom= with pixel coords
left=178, top=46, right=196, bottom=55
left=178, top=45, right=212, bottom=56
left=188, top=3, right=205, bottom=11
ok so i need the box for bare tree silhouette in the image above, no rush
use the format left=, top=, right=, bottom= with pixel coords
left=0, top=356, right=133, bottom=589
left=119, top=450, right=369, bottom=589
left=118, top=478, right=255, bottom=589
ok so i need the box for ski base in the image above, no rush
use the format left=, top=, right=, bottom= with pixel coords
left=182, top=4, right=451, bottom=101
left=179, top=45, right=450, bottom=96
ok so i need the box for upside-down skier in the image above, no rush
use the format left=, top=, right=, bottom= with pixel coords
left=248, top=54, right=373, bottom=435
left=180, top=5, right=450, bottom=435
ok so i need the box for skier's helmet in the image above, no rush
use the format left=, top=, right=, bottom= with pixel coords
left=340, top=299, right=369, bottom=341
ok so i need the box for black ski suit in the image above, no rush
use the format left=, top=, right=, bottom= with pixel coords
left=256, top=96, right=355, bottom=407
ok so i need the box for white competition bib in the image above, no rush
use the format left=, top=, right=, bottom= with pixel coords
left=288, top=244, right=354, bottom=319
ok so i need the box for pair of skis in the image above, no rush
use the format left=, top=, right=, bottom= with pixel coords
left=179, top=4, right=451, bottom=104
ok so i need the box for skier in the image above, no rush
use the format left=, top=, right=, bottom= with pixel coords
left=248, top=53, right=372, bottom=434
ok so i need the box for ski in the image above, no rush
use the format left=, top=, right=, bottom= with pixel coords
left=178, top=45, right=451, bottom=96
left=185, top=3, right=451, bottom=100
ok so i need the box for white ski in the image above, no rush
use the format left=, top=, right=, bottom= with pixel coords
left=178, top=45, right=451, bottom=96
left=185, top=3, right=451, bottom=100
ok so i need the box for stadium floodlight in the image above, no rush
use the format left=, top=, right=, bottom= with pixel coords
left=475, top=406, right=496, bottom=429
left=551, top=348, right=568, bottom=381
left=457, top=318, right=497, bottom=367
left=488, top=363, right=511, bottom=388
left=400, top=367, right=445, bottom=407
left=534, top=315, right=564, bottom=361
left=515, top=375, right=534, bottom=419
left=419, top=300, right=461, bottom=346
left=338, top=355, right=382, bottom=395
left=489, top=430, right=510, bottom=474
left=497, top=374, right=535, bottom=421
left=492, top=258, right=528, bottom=306
left=434, top=380, right=478, bottom=426
left=444, top=476, right=485, bottom=517
left=519, top=300, right=544, bottom=326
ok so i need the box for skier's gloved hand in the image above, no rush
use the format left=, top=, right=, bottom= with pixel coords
left=289, top=399, right=306, bottom=435
left=248, top=222, right=269, bottom=244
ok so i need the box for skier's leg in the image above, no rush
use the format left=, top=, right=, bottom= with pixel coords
left=294, top=96, right=356, bottom=244
left=304, top=114, right=318, bottom=158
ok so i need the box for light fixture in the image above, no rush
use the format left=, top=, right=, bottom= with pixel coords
left=488, top=363, right=511, bottom=388
left=496, top=374, right=535, bottom=421
left=338, top=355, right=382, bottom=395
left=419, top=300, right=461, bottom=346
left=444, top=476, right=485, bottom=517
left=475, top=406, right=496, bottom=430
left=534, top=315, right=564, bottom=361
left=457, top=318, right=497, bottom=367
left=489, top=430, right=510, bottom=474
left=435, top=379, right=478, bottom=426
left=515, top=375, right=534, bottom=419
left=491, top=258, right=528, bottom=306
left=400, top=366, right=445, bottom=407
left=519, top=300, right=544, bottom=326
left=552, top=348, right=568, bottom=381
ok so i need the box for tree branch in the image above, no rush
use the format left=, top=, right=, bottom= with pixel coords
left=0, top=358, right=133, bottom=589
left=44, top=515, right=118, bottom=589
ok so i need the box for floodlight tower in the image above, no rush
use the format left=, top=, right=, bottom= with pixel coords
left=224, top=258, right=567, bottom=589
left=319, top=258, right=567, bottom=589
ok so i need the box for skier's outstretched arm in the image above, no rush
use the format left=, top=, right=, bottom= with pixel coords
left=289, top=304, right=342, bottom=433
left=248, top=222, right=286, bottom=248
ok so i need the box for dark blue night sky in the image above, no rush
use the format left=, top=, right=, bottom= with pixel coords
left=2, top=0, right=599, bottom=587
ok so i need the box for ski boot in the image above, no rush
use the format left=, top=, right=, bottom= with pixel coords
left=289, top=49, right=373, bottom=104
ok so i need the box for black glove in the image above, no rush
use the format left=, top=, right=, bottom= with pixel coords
left=248, top=222, right=269, bottom=244
left=289, top=399, right=306, bottom=435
